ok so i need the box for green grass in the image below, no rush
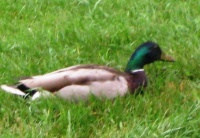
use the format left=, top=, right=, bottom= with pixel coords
left=0, top=0, right=200, bottom=137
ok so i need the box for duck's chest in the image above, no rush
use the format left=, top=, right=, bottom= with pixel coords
left=125, top=71, right=148, bottom=94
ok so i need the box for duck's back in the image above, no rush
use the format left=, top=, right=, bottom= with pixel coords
left=18, top=65, right=129, bottom=100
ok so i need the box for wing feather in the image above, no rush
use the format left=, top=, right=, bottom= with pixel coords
left=19, top=65, right=125, bottom=92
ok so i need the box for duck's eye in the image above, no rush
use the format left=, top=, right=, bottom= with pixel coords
left=153, top=46, right=157, bottom=48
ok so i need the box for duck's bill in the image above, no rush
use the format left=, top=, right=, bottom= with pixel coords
left=160, top=53, right=175, bottom=62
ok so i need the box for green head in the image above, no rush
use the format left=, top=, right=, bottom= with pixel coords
left=125, top=41, right=175, bottom=72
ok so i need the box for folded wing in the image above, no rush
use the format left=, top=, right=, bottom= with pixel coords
left=18, top=65, right=128, bottom=100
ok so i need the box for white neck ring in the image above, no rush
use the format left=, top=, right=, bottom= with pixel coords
left=131, top=69, right=144, bottom=73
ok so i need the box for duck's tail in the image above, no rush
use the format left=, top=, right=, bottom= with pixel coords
left=1, top=85, right=26, bottom=96
left=0, top=84, right=44, bottom=100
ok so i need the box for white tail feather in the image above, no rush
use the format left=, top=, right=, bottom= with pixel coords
left=31, top=92, right=41, bottom=100
left=31, top=90, right=53, bottom=100
left=1, top=85, right=26, bottom=96
left=1, top=85, right=53, bottom=100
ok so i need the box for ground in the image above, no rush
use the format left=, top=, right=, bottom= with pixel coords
left=0, top=0, right=200, bottom=137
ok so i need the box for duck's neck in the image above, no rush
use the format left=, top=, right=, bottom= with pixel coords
left=125, top=47, right=148, bottom=72
left=125, top=57, right=145, bottom=72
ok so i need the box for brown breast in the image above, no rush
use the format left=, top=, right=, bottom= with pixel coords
left=125, top=71, right=148, bottom=94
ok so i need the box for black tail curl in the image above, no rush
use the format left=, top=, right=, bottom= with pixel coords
left=16, top=84, right=37, bottom=99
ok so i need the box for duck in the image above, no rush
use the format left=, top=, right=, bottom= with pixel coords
left=0, top=41, right=175, bottom=101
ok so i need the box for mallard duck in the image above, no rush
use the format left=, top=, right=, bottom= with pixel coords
left=0, top=41, right=174, bottom=101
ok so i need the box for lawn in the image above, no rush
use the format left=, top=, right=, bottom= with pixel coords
left=0, top=0, right=200, bottom=137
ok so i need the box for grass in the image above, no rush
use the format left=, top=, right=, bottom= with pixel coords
left=0, top=0, right=200, bottom=137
